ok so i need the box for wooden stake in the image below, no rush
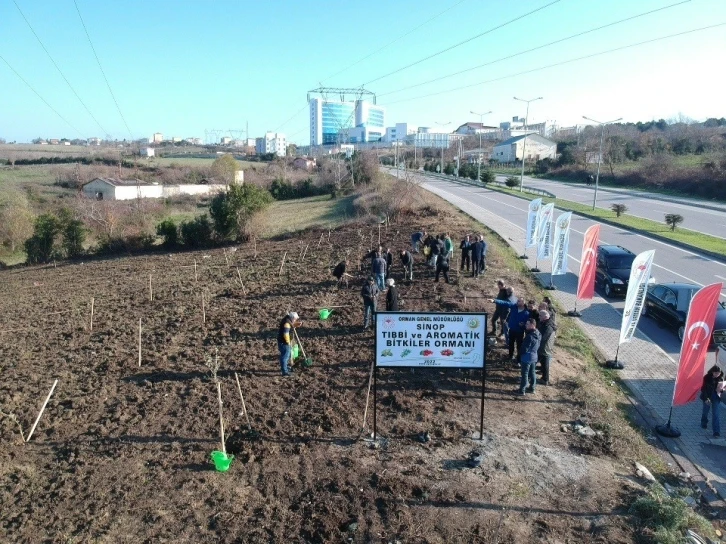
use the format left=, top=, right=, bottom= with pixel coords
left=278, top=252, right=287, bottom=276
left=253, top=237, right=257, bottom=259
left=201, top=291, right=206, bottom=325
left=223, top=249, right=230, bottom=266
left=149, top=274, right=153, bottom=301
left=317, top=232, right=324, bottom=248
left=89, top=297, right=94, bottom=332
left=194, top=260, right=198, bottom=282
left=26, top=379, right=58, bottom=442
left=236, top=267, right=247, bottom=294
left=378, top=224, right=381, bottom=245
left=328, top=229, right=331, bottom=241
left=138, top=318, right=142, bottom=367
left=234, top=372, right=252, bottom=431
left=360, top=361, right=375, bottom=436
left=217, top=381, right=226, bottom=455
left=301, top=244, right=309, bottom=262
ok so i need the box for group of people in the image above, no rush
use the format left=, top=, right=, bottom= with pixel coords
left=410, top=230, right=490, bottom=281
left=488, top=280, right=558, bottom=395
left=459, top=234, right=488, bottom=278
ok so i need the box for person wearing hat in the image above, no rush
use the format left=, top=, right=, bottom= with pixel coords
left=277, top=311, right=300, bottom=377
left=361, top=276, right=380, bottom=329
left=385, top=278, right=399, bottom=311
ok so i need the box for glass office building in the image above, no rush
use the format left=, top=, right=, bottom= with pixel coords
left=310, top=98, right=385, bottom=146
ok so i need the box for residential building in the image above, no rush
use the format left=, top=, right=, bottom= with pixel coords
left=140, top=147, right=155, bottom=157
left=49, top=139, right=60, bottom=145
left=491, top=134, right=556, bottom=163
left=384, top=122, right=418, bottom=143
left=309, top=98, right=384, bottom=145
left=82, top=178, right=226, bottom=201
left=186, top=137, right=204, bottom=145
left=292, top=157, right=316, bottom=170
left=88, top=137, right=101, bottom=146
left=255, top=132, right=287, bottom=157
left=221, top=136, right=232, bottom=145
left=152, top=133, right=163, bottom=143
left=409, top=131, right=457, bottom=149
left=455, top=122, right=499, bottom=136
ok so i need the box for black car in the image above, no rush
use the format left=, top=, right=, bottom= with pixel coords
left=595, top=245, right=636, bottom=298
left=643, top=282, right=726, bottom=345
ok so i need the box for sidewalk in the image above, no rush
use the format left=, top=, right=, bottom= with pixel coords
left=423, top=181, right=726, bottom=500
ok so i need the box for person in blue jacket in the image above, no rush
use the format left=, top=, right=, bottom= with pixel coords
left=518, top=319, right=541, bottom=395
left=490, top=295, right=528, bottom=361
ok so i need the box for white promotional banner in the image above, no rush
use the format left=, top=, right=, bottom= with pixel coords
left=551, top=212, right=572, bottom=276
left=375, top=312, right=486, bottom=368
left=619, top=250, right=655, bottom=345
left=525, top=198, right=542, bottom=248
left=537, top=203, right=555, bottom=260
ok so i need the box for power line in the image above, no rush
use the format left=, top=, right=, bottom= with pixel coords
left=380, top=23, right=726, bottom=106
left=13, top=0, right=110, bottom=138
left=73, top=0, right=134, bottom=141
left=0, top=54, right=83, bottom=136
left=321, top=0, right=468, bottom=83
left=378, top=0, right=691, bottom=98
left=274, top=104, right=308, bottom=133
left=363, top=0, right=562, bottom=86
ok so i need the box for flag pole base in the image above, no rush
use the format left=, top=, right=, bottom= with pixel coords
left=605, top=359, right=624, bottom=370
left=530, top=268, right=541, bottom=273
left=655, top=423, right=681, bottom=438
left=567, top=310, right=582, bottom=317
left=545, top=285, right=556, bottom=291
left=518, top=255, right=528, bottom=259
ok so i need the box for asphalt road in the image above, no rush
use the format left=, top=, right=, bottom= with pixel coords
left=416, top=174, right=726, bottom=361
left=494, top=173, right=726, bottom=240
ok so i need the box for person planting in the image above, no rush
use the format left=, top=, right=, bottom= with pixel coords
left=277, top=311, right=300, bottom=377
left=400, top=249, right=414, bottom=281
left=361, top=277, right=379, bottom=329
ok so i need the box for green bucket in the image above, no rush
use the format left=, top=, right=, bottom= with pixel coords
left=292, top=344, right=300, bottom=359
left=210, top=450, right=234, bottom=472
left=319, top=309, right=333, bottom=320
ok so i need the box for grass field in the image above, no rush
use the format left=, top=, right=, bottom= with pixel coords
left=256, top=194, right=356, bottom=238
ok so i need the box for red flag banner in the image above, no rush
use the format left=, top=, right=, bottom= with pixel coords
left=576, top=224, right=600, bottom=301
left=673, top=283, right=723, bottom=406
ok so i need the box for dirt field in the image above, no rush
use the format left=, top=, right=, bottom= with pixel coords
left=0, top=204, right=687, bottom=543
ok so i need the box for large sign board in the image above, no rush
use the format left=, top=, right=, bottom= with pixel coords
left=375, top=312, right=487, bottom=368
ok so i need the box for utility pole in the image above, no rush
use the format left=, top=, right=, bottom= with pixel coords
left=470, top=110, right=492, bottom=181
left=582, top=116, right=622, bottom=210
left=435, top=121, right=451, bottom=174
left=513, top=96, right=543, bottom=192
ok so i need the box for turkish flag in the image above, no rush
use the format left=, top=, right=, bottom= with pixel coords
left=673, top=283, right=723, bottom=406
left=576, top=224, right=600, bottom=301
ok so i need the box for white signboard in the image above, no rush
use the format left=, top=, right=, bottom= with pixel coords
left=375, top=312, right=486, bottom=368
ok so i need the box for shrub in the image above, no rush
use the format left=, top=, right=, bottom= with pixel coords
left=611, top=204, right=628, bottom=217
left=480, top=170, right=495, bottom=184
left=24, top=214, right=60, bottom=264
left=209, top=184, right=273, bottom=240
left=664, top=213, right=684, bottom=231
left=180, top=215, right=213, bottom=247
left=505, top=176, right=520, bottom=188
left=443, top=163, right=455, bottom=176
left=156, top=218, right=179, bottom=247
left=62, top=218, right=86, bottom=259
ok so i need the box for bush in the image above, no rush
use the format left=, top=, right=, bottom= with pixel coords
left=611, top=204, right=628, bottom=217
left=62, top=218, right=86, bottom=259
left=156, top=218, right=179, bottom=247
left=480, top=170, right=495, bottom=183
left=209, top=184, right=273, bottom=240
left=24, top=214, right=60, bottom=264
left=505, top=176, right=520, bottom=188
left=443, top=163, right=455, bottom=176
left=180, top=215, right=213, bottom=248
left=96, top=234, right=156, bottom=255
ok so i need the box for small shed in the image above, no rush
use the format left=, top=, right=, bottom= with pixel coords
left=82, top=178, right=162, bottom=201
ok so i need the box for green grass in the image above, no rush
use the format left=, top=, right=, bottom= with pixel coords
left=0, top=165, right=59, bottom=186
left=257, top=194, right=356, bottom=238
left=485, top=183, right=726, bottom=257
left=150, top=157, right=260, bottom=170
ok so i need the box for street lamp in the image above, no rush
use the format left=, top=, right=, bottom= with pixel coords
left=435, top=121, right=451, bottom=175
left=470, top=110, right=492, bottom=182
left=582, top=116, right=622, bottom=210
left=513, top=96, right=542, bottom=192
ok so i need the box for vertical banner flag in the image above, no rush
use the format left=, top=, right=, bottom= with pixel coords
left=618, top=250, right=655, bottom=345
left=551, top=212, right=572, bottom=276
left=525, top=198, right=542, bottom=248
left=673, top=283, right=723, bottom=406
left=576, top=224, right=600, bottom=300
left=537, top=203, right=555, bottom=260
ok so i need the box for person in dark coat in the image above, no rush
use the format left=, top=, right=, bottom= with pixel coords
left=385, top=278, right=399, bottom=311
left=400, top=249, right=414, bottom=281
left=434, top=253, right=450, bottom=283
left=701, top=365, right=724, bottom=437
left=460, top=234, right=472, bottom=271
left=428, top=236, right=441, bottom=267
left=411, top=230, right=426, bottom=253
left=518, top=319, right=541, bottom=395
left=527, top=300, right=539, bottom=324
left=471, top=237, right=484, bottom=278
left=478, top=235, right=488, bottom=273
left=363, top=245, right=383, bottom=272
left=537, top=310, right=556, bottom=385
left=361, top=277, right=379, bottom=329
left=490, top=280, right=511, bottom=335
left=384, top=248, right=394, bottom=279
left=332, top=260, right=348, bottom=287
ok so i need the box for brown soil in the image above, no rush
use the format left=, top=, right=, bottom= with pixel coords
left=0, top=209, right=648, bottom=543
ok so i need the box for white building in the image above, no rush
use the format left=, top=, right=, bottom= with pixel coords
left=152, top=133, right=163, bottom=143
left=409, top=131, right=457, bottom=149
left=140, top=147, right=155, bottom=157
left=255, top=132, right=287, bottom=157
left=492, top=134, right=557, bottom=163
left=309, top=98, right=385, bottom=145
left=455, top=122, right=499, bottom=136
left=82, top=178, right=226, bottom=201
left=384, top=123, right=418, bottom=143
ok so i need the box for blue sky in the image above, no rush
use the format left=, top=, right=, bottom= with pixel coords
left=1, top=0, right=724, bottom=144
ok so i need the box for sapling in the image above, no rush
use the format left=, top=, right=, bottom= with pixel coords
left=206, top=349, right=226, bottom=454
left=0, top=409, right=25, bottom=443
left=278, top=251, right=287, bottom=276
left=89, top=297, right=94, bottom=332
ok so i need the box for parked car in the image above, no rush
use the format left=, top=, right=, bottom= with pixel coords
left=595, top=245, right=637, bottom=298
left=643, top=282, right=726, bottom=345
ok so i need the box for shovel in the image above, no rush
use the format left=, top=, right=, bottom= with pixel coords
left=292, top=327, right=313, bottom=368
